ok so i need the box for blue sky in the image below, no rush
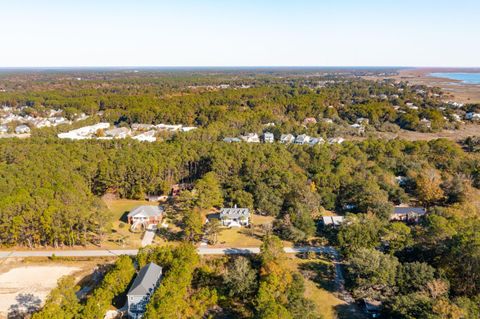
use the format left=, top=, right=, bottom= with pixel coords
left=0, top=0, right=479, bottom=67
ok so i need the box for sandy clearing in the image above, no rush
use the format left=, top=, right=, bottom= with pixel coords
left=0, top=265, right=80, bottom=319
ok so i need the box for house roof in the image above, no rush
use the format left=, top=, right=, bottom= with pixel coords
left=295, top=134, right=310, bottom=142
left=105, top=127, right=130, bottom=136
left=127, top=262, right=162, bottom=296
left=264, top=132, right=274, bottom=138
left=393, top=207, right=426, bottom=215
left=220, top=207, right=250, bottom=219
left=127, top=205, right=164, bottom=218
left=280, top=134, right=295, bottom=140
left=322, top=216, right=345, bottom=226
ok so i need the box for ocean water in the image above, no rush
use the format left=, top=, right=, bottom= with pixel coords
left=430, top=72, right=480, bottom=84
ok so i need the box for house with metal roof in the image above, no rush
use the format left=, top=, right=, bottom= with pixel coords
left=127, top=262, right=163, bottom=319
left=390, top=207, right=426, bottom=223
left=295, top=134, right=311, bottom=145
left=308, top=137, right=325, bottom=147
left=223, top=137, right=241, bottom=143
left=105, top=127, right=131, bottom=138
left=322, top=216, right=345, bottom=227
left=127, top=206, right=164, bottom=230
left=220, top=206, right=250, bottom=227
left=280, top=134, right=295, bottom=144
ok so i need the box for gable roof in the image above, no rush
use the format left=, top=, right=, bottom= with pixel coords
left=393, top=207, right=426, bottom=215
left=127, top=262, right=163, bottom=296
left=220, top=207, right=250, bottom=219
left=127, top=205, right=164, bottom=218
left=322, top=216, right=345, bottom=226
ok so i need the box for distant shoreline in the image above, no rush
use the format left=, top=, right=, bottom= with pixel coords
left=382, top=68, right=480, bottom=104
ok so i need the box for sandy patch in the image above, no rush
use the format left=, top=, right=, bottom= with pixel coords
left=0, top=265, right=80, bottom=318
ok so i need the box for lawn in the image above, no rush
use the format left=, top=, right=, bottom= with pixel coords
left=213, top=214, right=292, bottom=247
left=103, top=198, right=152, bottom=249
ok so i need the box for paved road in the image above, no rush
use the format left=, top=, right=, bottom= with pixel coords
left=0, top=246, right=335, bottom=258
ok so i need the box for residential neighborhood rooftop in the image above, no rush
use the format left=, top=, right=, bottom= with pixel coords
left=127, top=262, right=163, bottom=296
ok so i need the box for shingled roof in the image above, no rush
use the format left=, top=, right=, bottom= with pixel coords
left=220, top=207, right=250, bottom=219
left=127, top=205, right=164, bottom=218
left=393, top=207, right=426, bottom=215
left=127, top=262, right=163, bottom=296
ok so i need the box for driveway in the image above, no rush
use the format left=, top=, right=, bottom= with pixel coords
left=141, top=224, right=157, bottom=247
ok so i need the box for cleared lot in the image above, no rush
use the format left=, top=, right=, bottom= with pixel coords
left=0, top=264, right=80, bottom=318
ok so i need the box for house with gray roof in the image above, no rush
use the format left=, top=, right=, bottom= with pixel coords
left=105, top=127, right=131, bottom=138
left=223, top=137, right=241, bottom=143
left=15, top=124, right=31, bottom=134
left=280, top=134, right=295, bottom=144
left=127, top=206, right=164, bottom=228
left=390, top=207, right=426, bottom=223
left=308, top=137, right=325, bottom=147
left=127, top=262, right=163, bottom=319
left=219, top=206, right=250, bottom=227
left=295, top=134, right=310, bottom=145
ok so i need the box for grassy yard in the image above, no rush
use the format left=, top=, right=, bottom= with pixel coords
left=284, top=256, right=366, bottom=319
left=214, top=214, right=291, bottom=247
left=103, top=199, right=152, bottom=249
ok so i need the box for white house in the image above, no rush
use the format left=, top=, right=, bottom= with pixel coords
left=127, top=263, right=163, bottom=319
left=132, top=123, right=155, bottom=131
left=58, top=122, right=110, bottom=140
left=223, top=137, right=241, bottom=143
left=220, top=207, right=250, bottom=227
left=263, top=132, right=274, bottom=143
left=465, top=112, right=480, bottom=121
left=308, top=137, right=325, bottom=146
left=0, top=124, right=8, bottom=134
left=156, top=124, right=182, bottom=131
left=280, top=134, right=295, bottom=144
left=240, top=133, right=260, bottom=143
left=322, top=216, right=345, bottom=227
left=105, top=127, right=131, bottom=139
left=295, top=134, right=311, bottom=145
left=181, top=126, right=197, bottom=132
left=133, top=130, right=157, bottom=142
left=15, top=124, right=30, bottom=134
left=328, top=137, right=345, bottom=144
left=391, top=207, right=426, bottom=223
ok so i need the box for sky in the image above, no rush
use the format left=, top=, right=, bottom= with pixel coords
left=0, top=0, right=479, bottom=67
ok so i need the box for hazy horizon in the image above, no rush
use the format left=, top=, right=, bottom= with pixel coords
left=1, top=0, right=479, bottom=68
